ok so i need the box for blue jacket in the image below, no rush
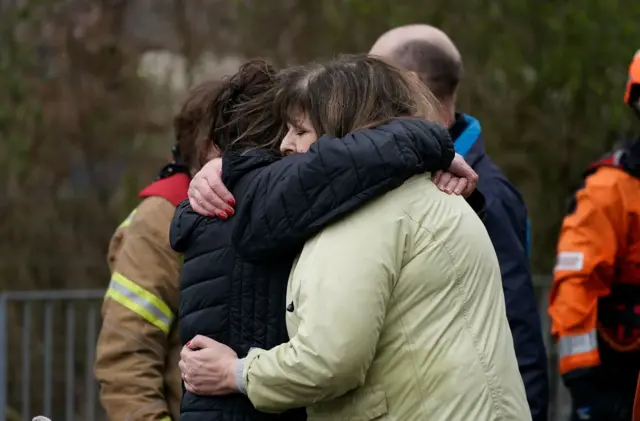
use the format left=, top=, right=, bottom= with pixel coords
left=451, top=113, right=549, bottom=421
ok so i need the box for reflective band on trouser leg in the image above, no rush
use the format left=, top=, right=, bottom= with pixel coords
left=558, top=329, right=600, bottom=374
left=106, top=272, right=174, bottom=334
left=160, top=417, right=172, bottom=421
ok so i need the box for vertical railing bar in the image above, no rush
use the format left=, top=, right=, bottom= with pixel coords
left=21, top=302, right=32, bottom=421
left=65, top=302, right=75, bottom=421
left=43, top=302, right=53, bottom=417
left=85, top=304, right=97, bottom=421
left=0, top=295, right=8, bottom=421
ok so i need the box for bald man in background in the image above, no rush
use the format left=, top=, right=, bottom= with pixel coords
left=371, top=25, right=549, bottom=421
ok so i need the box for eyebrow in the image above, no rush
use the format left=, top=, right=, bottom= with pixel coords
left=288, top=118, right=304, bottom=131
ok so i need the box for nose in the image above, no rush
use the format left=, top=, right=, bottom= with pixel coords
left=280, top=133, right=295, bottom=155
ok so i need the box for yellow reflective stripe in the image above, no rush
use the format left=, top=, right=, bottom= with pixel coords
left=159, top=417, right=172, bottom=421
left=106, top=272, right=174, bottom=334
left=106, top=288, right=170, bottom=334
left=558, top=330, right=598, bottom=358
left=118, top=209, right=137, bottom=229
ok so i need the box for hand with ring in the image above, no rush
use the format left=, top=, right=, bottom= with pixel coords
left=179, top=335, right=239, bottom=395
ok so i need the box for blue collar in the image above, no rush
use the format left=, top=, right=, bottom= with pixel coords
left=453, top=114, right=481, bottom=158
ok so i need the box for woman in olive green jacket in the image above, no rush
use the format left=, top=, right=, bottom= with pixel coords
left=179, top=55, right=531, bottom=421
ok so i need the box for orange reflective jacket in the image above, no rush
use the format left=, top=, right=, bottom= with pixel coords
left=549, top=156, right=640, bottom=377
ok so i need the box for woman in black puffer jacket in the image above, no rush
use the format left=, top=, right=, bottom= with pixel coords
left=169, top=59, right=459, bottom=421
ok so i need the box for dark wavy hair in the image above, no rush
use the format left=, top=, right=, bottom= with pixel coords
left=196, top=59, right=284, bottom=167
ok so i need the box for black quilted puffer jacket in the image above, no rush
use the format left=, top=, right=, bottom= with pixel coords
left=170, top=119, right=455, bottom=421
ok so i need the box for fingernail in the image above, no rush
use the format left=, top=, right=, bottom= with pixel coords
left=439, top=185, right=445, bottom=189
left=186, top=341, right=191, bottom=347
left=226, top=207, right=234, bottom=216
left=217, top=211, right=228, bottom=220
left=228, top=198, right=236, bottom=207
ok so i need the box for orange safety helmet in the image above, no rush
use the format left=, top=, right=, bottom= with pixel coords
left=625, top=50, right=640, bottom=110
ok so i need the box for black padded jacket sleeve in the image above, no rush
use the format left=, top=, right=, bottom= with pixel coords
left=228, top=118, right=454, bottom=260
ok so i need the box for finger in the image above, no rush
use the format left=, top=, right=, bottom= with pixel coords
left=436, top=172, right=453, bottom=192
left=452, top=178, right=468, bottom=195
left=469, top=171, right=479, bottom=186
left=205, top=174, right=236, bottom=211
left=462, top=179, right=477, bottom=197
left=189, top=186, right=215, bottom=216
left=196, top=180, right=232, bottom=219
left=444, top=177, right=459, bottom=194
left=205, top=158, right=235, bottom=207
left=190, top=334, right=215, bottom=349
left=432, top=170, right=443, bottom=184
left=179, top=360, right=187, bottom=373
left=463, top=172, right=478, bottom=197
left=184, top=381, right=197, bottom=393
left=188, top=178, right=207, bottom=208
left=191, top=187, right=221, bottom=217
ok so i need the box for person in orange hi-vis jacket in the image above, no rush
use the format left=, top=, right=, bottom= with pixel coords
left=549, top=50, right=640, bottom=421
left=94, top=80, right=225, bottom=421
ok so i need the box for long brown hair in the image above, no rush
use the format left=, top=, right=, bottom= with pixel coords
left=273, top=54, right=443, bottom=137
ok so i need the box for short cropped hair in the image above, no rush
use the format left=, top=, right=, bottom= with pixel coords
left=390, top=39, right=463, bottom=101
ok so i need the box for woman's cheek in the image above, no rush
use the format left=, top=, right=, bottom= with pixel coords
left=300, top=136, right=318, bottom=153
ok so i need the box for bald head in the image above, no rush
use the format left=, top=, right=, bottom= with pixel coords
left=370, top=25, right=462, bottom=103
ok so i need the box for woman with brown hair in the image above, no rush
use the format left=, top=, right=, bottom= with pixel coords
left=170, top=57, right=472, bottom=421
left=179, top=55, right=531, bottom=421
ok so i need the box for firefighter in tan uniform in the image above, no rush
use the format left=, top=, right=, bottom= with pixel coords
left=95, top=80, right=223, bottom=421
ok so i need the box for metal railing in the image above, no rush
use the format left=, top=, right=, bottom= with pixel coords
left=0, top=277, right=568, bottom=421
left=0, top=289, right=106, bottom=421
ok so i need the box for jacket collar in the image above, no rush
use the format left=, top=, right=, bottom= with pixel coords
left=222, top=149, right=280, bottom=190
left=449, top=113, right=485, bottom=167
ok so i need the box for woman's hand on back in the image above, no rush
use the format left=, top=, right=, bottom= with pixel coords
left=179, top=335, right=239, bottom=396
left=432, top=153, right=478, bottom=197
left=188, top=158, right=236, bottom=218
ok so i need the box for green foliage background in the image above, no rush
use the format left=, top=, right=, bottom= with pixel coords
left=1, top=0, right=639, bottom=286
left=236, top=0, right=640, bottom=273
left=2, top=1, right=639, bottom=418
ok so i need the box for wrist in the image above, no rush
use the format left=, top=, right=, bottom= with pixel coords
left=235, top=358, right=247, bottom=394
left=224, top=356, right=242, bottom=393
